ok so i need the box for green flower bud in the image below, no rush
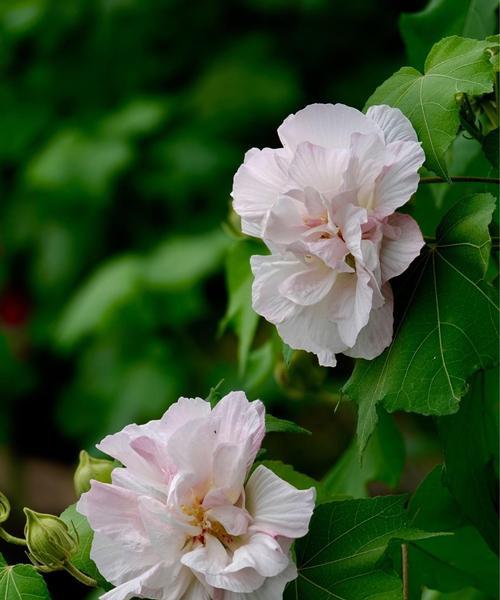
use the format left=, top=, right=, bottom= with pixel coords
left=24, top=508, right=78, bottom=570
left=0, top=492, right=11, bottom=523
left=74, top=450, right=115, bottom=496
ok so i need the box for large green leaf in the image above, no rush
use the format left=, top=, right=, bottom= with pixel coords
left=344, top=194, right=498, bottom=453
left=405, top=466, right=499, bottom=598
left=438, top=370, right=499, bottom=553
left=285, top=495, right=434, bottom=600
left=366, top=36, right=494, bottom=179
left=400, top=0, right=498, bottom=69
left=0, top=556, right=51, bottom=600
left=322, top=411, right=405, bottom=498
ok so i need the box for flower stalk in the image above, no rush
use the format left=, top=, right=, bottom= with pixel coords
left=420, top=176, right=500, bottom=185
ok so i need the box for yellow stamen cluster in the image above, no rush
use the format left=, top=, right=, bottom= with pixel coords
left=181, top=502, right=234, bottom=547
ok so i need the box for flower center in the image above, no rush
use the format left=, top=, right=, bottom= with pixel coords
left=181, top=502, right=234, bottom=547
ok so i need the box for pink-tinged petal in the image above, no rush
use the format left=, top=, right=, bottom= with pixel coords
left=101, top=562, right=193, bottom=600
left=276, top=299, right=349, bottom=367
left=89, top=532, right=158, bottom=588
left=245, top=465, right=315, bottom=538
left=204, top=442, right=251, bottom=505
left=344, top=133, right=387, bottom=201
left=261, top=194, right=308, bottom=246
left=138, top=495, right=193, bottom=558
left=328, top=273, right=357, bottom=321
left=372, top=141, right=425, bottom=218
left=207, top=567, right=265, bottom=595
left=231, top=147, right=290, bottom=237
left=380, top=213, right=424, bottom=283
left=336, top=266, right=372, bottom=347
left=366, top=105, right=419, bottom=144
left=220, top=561, right=297, bottom=600
left=181, top=535, right=230, bottom=577
left=206, top=505, right=250, bottom=536
left=344, top=284, right=394, bottom=360
left=288, top=142, right=349, bottom=193
left=211, top=391, right=265, bottom=467
left=167, top=420, right=216, bottom=490
left=78, top=482, right=147, bottom=544
left=222, top=533, right=289, bottom=578
left=160, top=397, right=211, bottom=434
left=110, top=467, right=168, bottom=502
left=279, top=262, right=337, bottom=306
left=167, top=472, right=208, bottom=514
left=278, top=103, right=379, bottom=151
left=97, top=423, right=163, bottom=478
left=307, top=236, right=348, bottom=270
left=250, top=254, right=302, bottom=324
left=99, top=563, right=165, bottom=600
left=329, top=193, right=368, bottom=261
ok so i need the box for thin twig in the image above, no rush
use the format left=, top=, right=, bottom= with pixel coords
left=420, top=176, right=500, bottom=185
left=402, top=543, right=409, bottom=600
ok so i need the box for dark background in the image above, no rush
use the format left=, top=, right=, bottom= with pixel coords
left=0, top=1, right=444, bottom=597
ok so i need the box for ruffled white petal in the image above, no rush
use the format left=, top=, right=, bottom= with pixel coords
left=336, top=266, right=373, bottom=347
left=221, top=560, right=297, bottom=600
left=222, top=533, right=289, bottom=578
left=181, top=535, right=230, bottom=580
left=160, top=397, right=211, bottom=434
left=366, top=105, right=419, bottom=144
left=245, top=465, right=315, bottom=538
left=276, top=294, right=349, bottom=367
left=231, top=147, right=290, bottom=237
left=278, top=103, right=379, bottom=150
left=344, top=284, right=394, bottom=360
left=372, top=140, right=425, bottom=218
left=279, top=262, right=337, bottom=306
left=380, top=213, right=424, bottom=283
left=288, top=142, right=348, bottom=193
left=250, top=254, right=302, bottom=323
left=210, top=392, right=265, bottom=468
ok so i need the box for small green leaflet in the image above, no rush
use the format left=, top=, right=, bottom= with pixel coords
left=344, top=194, right=498, bottom=453
left=365, top=36, right=495, bottom=179
left=219, top=239, right=263, bottom=375
left=0, top=557, right=51, bottom=600
left=282, top=343, right=295, bottom=368
left=284, top=495, right=435, bottom=600
left=399, top=0, right=498, bottom=69
left=265, top=414, right=311, bottom=435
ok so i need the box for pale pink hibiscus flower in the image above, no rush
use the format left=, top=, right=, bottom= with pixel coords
left=78, top=392, right=315, bottom=600
left=231, top=103, right=425, bottom=367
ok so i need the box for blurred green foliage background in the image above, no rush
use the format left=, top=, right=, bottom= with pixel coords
left=0, top=0, right=453, bottom=595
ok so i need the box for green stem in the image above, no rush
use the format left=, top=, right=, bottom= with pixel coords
left=0, top=527, right=27, bottom=546
left=402, top=543, right=409, bottom=600
left=64, top=561, right=98, bottom=587
left=420, top=176, right=500, bottom=185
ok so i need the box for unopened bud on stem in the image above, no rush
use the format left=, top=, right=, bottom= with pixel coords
left=0, top=492, right=10, bottom=523
left=74, top=450, right=114, bottom=496
left=24, top=508, right=78, bottom=569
